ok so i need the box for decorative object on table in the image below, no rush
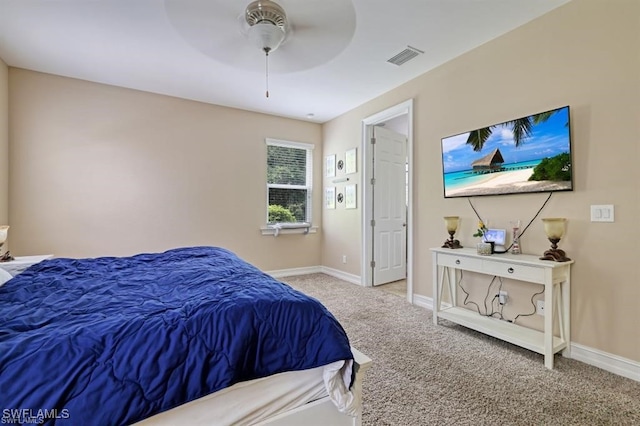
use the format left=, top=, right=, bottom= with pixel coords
left=484, top=229, right=506, bottom=252
left=0, top=226, right=13, bottom=262
left=540, top=218, right=571, bottom=262
left=510, top=220, right=521, bottom=254
left=442, top=216, right=462, bottom=249
left=472, top=220, right=493, bottom=254
left=473, top=220, right=489, bottom=240
left=476, top=241, right=493, bottom=256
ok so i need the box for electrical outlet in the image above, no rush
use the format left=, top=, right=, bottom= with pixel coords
left=536, top=300, right=545, bottom=316
left=498, top=290, right=508, bottom=305
left=342, top=255, right=347, bottom=264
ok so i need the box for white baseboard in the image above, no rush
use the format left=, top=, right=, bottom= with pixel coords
left=570, top=342, right=640, bottom=382
left=417, top=295, right=640, bottom=383
left=266, top=266, right=362, bottom=286
left=267, top=266, right=322, bottom=278
left=320, top=266, right=362, bottom=285
left=412, top=294, right=433, bottom=310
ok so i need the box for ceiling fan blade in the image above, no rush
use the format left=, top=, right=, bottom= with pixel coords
left=165, top=0, right=245, bottom=53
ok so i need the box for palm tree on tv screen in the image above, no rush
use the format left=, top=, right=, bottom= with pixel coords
left=466, top=110, right=558, bottom=152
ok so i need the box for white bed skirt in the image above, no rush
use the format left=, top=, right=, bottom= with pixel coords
left=136, top=354, right=364, bottom=426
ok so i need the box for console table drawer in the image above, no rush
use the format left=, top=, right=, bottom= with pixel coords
left=438, top=254, right=482, bottom=271
left=482, top=261, right=544, bottom=283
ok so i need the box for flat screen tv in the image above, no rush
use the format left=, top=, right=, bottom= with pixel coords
left=440, top=105, right=573, bottom=198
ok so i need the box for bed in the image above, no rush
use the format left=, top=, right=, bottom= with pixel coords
left=0, top=246, right=371, bottom=425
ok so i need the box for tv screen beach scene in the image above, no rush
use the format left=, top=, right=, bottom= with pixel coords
left=441, top=106, right=572, bottom=198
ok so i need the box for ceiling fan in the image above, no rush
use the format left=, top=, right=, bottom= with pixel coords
left=164, top=0, right=357, bottom=91
left=242, top=1, right=289, bottom=97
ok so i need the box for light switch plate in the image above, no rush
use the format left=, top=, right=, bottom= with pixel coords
left=590, top=205, right=614, bottom=222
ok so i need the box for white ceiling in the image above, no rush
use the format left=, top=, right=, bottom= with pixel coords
left=0, top=0, right=569, bottom=123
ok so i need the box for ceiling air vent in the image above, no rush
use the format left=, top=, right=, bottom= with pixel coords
left=387, top=45, right=424, bottom=66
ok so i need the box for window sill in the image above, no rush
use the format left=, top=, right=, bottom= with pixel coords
left=261, top=223, right=317, bottom=237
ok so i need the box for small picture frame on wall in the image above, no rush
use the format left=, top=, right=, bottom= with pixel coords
left=345, top=184, right=357, bottom=209
left=325, top=154, right=336, bottom=178
left=325, top=187, right=336, bottom=209
left=345, top=148, right=357, bottom=174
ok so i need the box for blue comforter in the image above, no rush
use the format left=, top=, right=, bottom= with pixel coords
left=0, top=247, right=352, bottom=425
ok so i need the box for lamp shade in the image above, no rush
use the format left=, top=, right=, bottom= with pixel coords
left=247, top=21, right=286, bottom=53
left=0, top=226, right=8, bottom=244
left=444, top=216, right=460, bottom=232
left=542, top=218, right=566, bottom=239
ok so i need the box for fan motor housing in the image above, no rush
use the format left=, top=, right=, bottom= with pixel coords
left=245, top=0, right=287, bottom=28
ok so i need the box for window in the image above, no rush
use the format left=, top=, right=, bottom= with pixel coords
left=266, top=139, right=313, bottom=225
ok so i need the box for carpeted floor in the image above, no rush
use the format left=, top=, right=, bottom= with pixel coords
left=280, top=273, right=640, bottom=426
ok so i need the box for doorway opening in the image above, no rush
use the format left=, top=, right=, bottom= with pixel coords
left=361, top=99, right=413, bottom=303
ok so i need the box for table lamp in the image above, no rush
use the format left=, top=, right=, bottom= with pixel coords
left=442, top=216, right=463, bottom=249
left=539, top=218, right=570, bottom=262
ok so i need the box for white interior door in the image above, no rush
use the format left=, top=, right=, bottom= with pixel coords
left=372, top=126, right=407, bottom=286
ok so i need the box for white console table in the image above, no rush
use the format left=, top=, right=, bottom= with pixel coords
left=431, top=247, right=573, bottom=369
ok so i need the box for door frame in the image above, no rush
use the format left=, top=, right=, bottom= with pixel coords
left=361, top=99, right=414, bottom=303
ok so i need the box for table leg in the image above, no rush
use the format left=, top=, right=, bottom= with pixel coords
left=544, top=278, right=554, bottom=369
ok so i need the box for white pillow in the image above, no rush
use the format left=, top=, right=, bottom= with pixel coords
left=0, top=268, right=13, bottom=287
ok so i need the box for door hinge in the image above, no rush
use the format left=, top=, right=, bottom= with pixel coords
left=370, top=260, right=376, bottom=268
left=370, top=177, right=376, bottom=185
left=370, top=219, right=375, bottom=227
left=370, top=137, right=376, bottom=145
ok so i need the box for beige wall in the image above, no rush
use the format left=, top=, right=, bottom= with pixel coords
left=8, top=70, right=323, bottom=270
left=323, top=0, right=640, bottom=362
left=0, top=58, right=8, bottom=238
left=322, top=126, right=363, bottom=275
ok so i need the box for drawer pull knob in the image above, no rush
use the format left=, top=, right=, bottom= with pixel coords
left=455, top=260, right=461, bottom=265
left=508, top=267, right=514, bottom=274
